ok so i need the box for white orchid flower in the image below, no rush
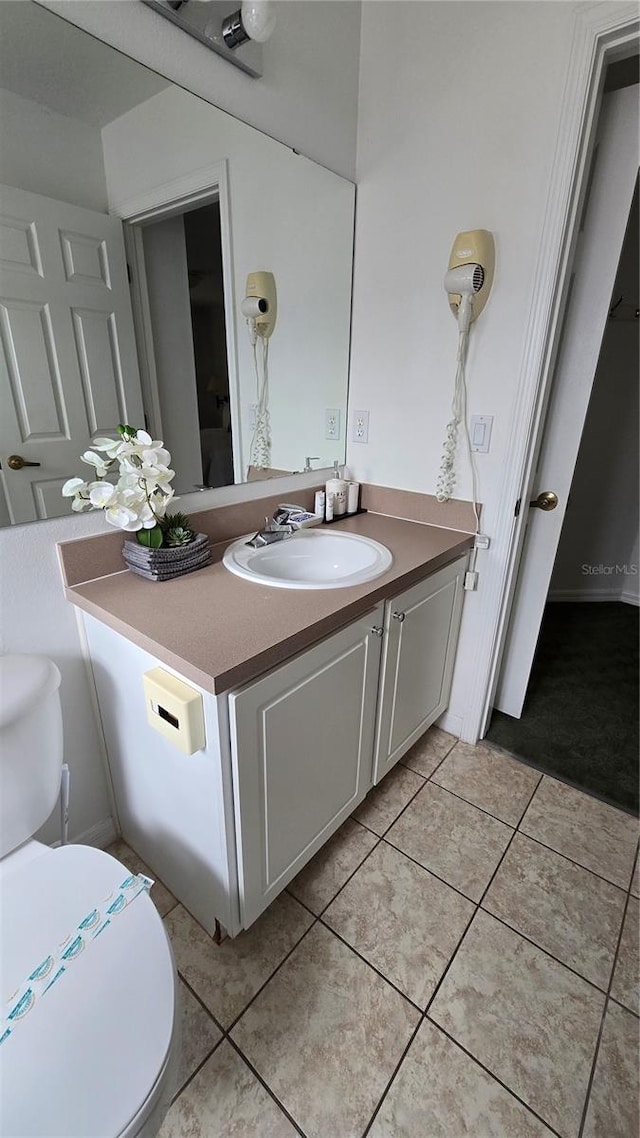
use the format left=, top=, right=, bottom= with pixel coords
left=88, top=481, right=117, bottom=508
left=105, top=503, right=141, bottom=531
left=140, top=464, right=174, bottom=487
left=62, top=477, right=88, bottom=497
left=80, top=450, right=110, bottom=477
left=62, top=426, right=181, bottom=540
left=92, top=440, right=123, bottom=462
left=141, top=446, right=171, bottom=468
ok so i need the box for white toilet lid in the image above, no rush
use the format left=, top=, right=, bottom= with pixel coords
left=1, top=844, right=176, bottom=1137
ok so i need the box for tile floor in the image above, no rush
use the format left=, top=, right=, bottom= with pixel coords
left=108, top=727, right=639, bottom=1138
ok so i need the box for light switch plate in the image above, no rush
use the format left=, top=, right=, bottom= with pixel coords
left=470, top=415, right=493, bottom=453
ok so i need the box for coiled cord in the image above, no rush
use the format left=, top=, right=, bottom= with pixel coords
left=248, top=337, right=271, bottom=470
left=436, top=327, right=480, bottom=564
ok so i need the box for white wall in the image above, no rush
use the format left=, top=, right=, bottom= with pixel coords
left=550, top=183, right=639, bottom=604
left=39, top=0, right=361, bottom=181
left=102, top=85, right=354, bottom=477
left=2, top=0, right=361, bottom=844
left=0, top=88, right=108, bottom=211
left=348, top=1, right=578, bottom=734
left=0, top=511, right=115, bottom=845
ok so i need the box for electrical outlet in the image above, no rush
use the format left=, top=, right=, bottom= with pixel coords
left=351, top=409, right=370, bottom=444
left=248, top=403, right=258, bottom=429
left=325, top=409, right=340, bottom=441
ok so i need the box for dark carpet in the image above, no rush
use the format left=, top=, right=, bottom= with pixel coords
left=487, top=602, right=639, bottom=815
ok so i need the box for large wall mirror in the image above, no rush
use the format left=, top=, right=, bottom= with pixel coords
left=0, top=1, right=355, bottom=527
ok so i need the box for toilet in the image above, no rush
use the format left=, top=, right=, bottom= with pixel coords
left=0, top=654, right=180, bottom=1137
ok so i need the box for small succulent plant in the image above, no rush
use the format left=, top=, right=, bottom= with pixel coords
left=161, top=511, right=195, bottom=548
left=164, top=526, right=194, bottom=548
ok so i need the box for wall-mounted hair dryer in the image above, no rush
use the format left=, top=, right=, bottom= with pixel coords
left=445, top=230, right=494, bottom=331
left=436, top=229, right=495, bottom=524
left=242, top=271, right=277, bottom=344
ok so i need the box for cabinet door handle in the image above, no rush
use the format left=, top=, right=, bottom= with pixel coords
left=392, top=611, right=406, bottom=623
left=371, top=625, right=384, bottom=638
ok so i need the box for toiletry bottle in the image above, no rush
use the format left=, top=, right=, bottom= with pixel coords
left=347, top=481, right=360, bottom=514
left=325, top=460, right=347, bottom=516
left=314, top=489, right=326, bottom=518
left=325, top=491, right=334, bottom=522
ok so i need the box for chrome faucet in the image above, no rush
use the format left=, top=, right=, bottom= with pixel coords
left=246, top=514, right=296, bottom=548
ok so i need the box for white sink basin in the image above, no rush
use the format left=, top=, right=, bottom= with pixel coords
left=223, top=528, right=393, bottom=589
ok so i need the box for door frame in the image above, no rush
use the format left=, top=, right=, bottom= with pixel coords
left=461, top=2, right=639, bottom=743
left=111, top=159, right=243, bottom=484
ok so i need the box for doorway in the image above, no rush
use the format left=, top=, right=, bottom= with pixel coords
left=132, top=198, right=233, bottom=493
left=486, top=71, right=639, bottom=814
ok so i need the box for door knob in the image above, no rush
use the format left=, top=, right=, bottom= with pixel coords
left=6, top=454, right=41, bottom=470
left=529, top=490, right=558, bottom=511
left=392, top=611, right=406, bottom=622
left=371, top=625, right=384, bottom=638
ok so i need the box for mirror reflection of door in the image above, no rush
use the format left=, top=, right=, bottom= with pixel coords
left=0, top=184, right=144, bottom=525
left=135, top=200, right=233, bottom=493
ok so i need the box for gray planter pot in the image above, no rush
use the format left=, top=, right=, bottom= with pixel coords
left=122, top=533, right=212, bottom=581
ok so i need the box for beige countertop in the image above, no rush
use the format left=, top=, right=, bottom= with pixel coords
left=64, top=512, right=473, bottom=695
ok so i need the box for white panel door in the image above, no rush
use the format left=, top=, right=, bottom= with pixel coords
left=229, top=605, right=384, bottom=928
left=495, top=87, right=639, bottom=717
left=373, top=556, right=467, bottom=784
left=0, top=184, right=143, bottom=523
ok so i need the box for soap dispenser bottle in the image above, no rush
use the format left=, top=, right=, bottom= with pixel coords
left=326, top=460, right=348, bottom=517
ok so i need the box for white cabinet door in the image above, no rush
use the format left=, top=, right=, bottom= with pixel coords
left=373, top=556, right=466, bottom=784
left=0, top=184, right=143, bottom=522
left=229, top=604, right=384, bottom=927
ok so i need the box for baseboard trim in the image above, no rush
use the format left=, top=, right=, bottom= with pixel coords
left=70, top=817, right=118, bottom=850
left=437, top=709, right=462, bottom=738
left=548, top=587, right=639, bottom=605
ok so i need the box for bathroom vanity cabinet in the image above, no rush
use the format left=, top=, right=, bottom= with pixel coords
left=82, top=553, right=467, bottom=936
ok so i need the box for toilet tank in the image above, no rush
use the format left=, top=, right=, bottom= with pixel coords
left=0, top=655, right=63, bottom=857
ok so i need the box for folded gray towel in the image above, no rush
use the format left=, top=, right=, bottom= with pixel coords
left=125, top=555, right=211, bottom=582
left=125, top=551, right=212, bottom=582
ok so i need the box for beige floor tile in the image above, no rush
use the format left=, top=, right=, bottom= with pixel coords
left=175, top=980, right=222, bottom=1095
left=353, top=763, right=425, bottom=835
left=631, top=856, right=639, bottom=899
left=430, top=910, right=605, bottom=1138
left=432, top=741, right=541, bottom=825
left=369, top=1019, right=555, bottom=1137
left=484, top=834, right=626, bottom=989
left=164, top=894, right=313, bottom=1027
left=520, top=777, right=639, bottom=889
left=106, top=837, right=177, bottom=918
left=386, top=781, right=512, bottom=901
left=583, top=1001, right=640, bottom=1138
left=399, top=725, right=456, bottom=778
left=231, top=922, right=419, bottom=1138
left=288, top=818, right=378, bottom=914
left=324, top=841, right=473, bottom=1006
left=610, top=895, right=639, bottom=1015
left=159, top=1040, right=298, bottom=1137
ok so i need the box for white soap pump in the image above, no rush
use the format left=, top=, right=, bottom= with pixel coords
left=325, top=460, right=348, bottom=517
